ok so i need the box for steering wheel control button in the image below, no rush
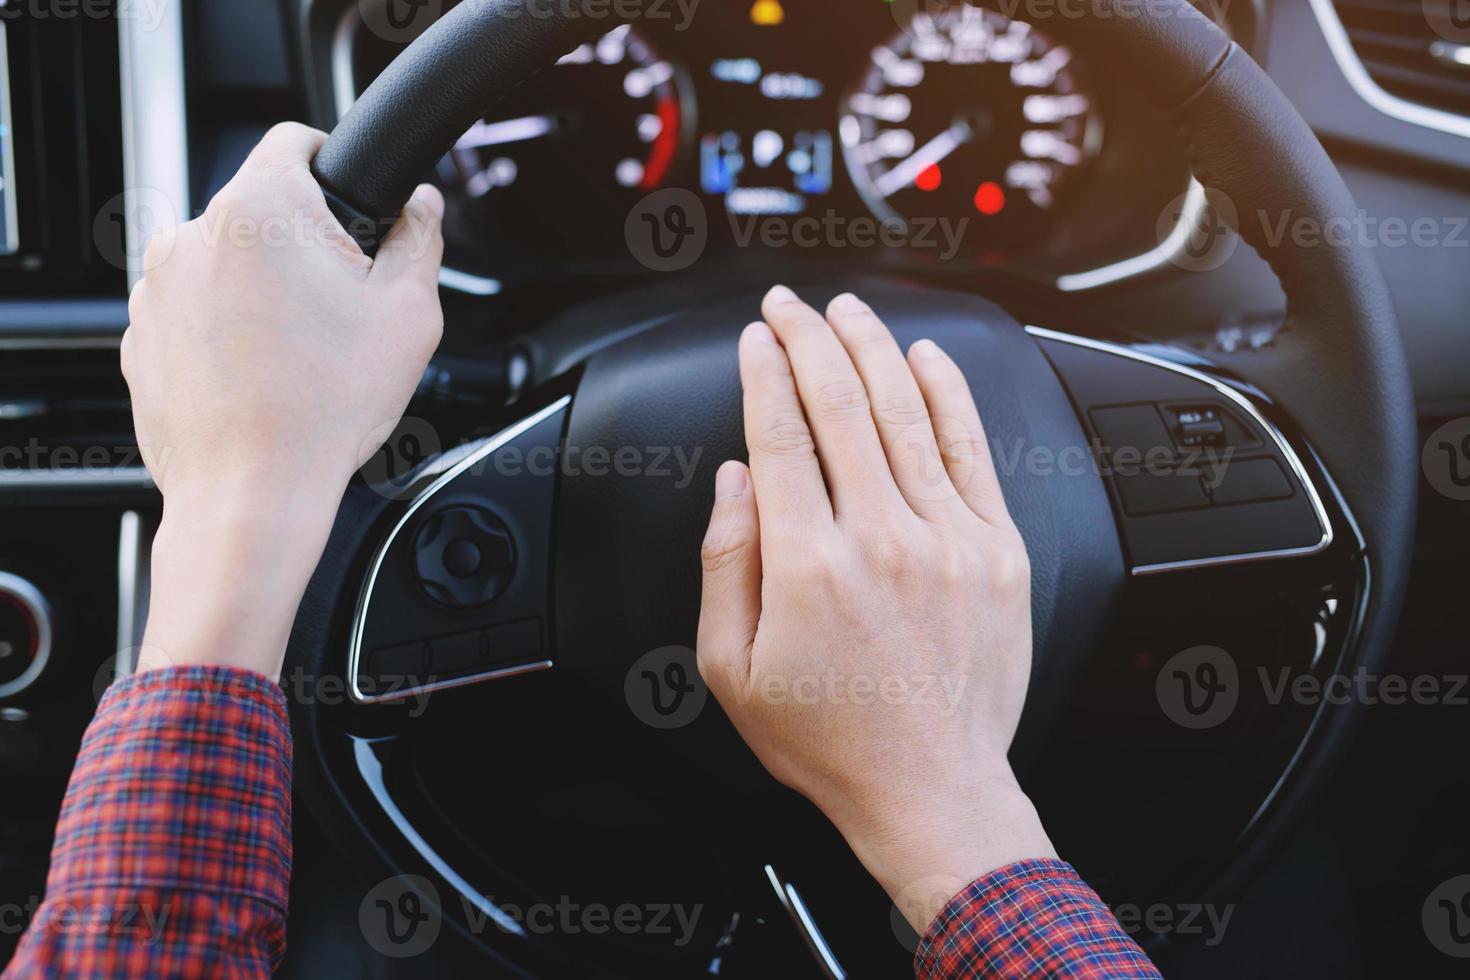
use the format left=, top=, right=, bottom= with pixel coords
left=443, top=538, right=482, bottom=577
left=0, top=572, right=52, bottom=700
left=1209, top=458, right=1293, bottom=506
left=1114, top=471, right=1208, bottom=516
left=1171, top=407, right=1226, bottom=448
left=1089, top=404, right=1175, bottom=462
left=350, top=398, right=566, bottom=704
left=365, top=618, right=544, bottom=690
left=414, top=505, right=516, bottom=608
left=1036, top=333, right=1330, bottom=571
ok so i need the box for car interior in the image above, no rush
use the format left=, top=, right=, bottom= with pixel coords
left=1, top=0, right=1467, bottom=976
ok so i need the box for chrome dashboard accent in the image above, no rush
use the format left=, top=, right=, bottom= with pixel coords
left=0, top=335, right=122, bottom=351
left=0, top=571, right=52, bottom=699
left=347, top=396, right=570, bottom=704
left=0, top=468, right=154, bottom=492
left=1306, top=0, right=1470, bottom=140
left=0, top=22, right=19, bottom=256
left=436, top=266, right=502, bottom=296
left=1025, top=325, right=1334, bottom=574
left=114, top=510, right=151, bottom=677
left=118, top=0, right=190, bottom=288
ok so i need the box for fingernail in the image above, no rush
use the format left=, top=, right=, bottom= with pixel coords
left=744, top=321, right=778, bottom=346
left=412, top=183, right=445, bottom=219
left=830, top=292, right=866, bottom=314
left=911, top=339, right=945, bottom=360
left=715, top=460, right=748, bottom=498
left=764, top=284, right=798, bottom=305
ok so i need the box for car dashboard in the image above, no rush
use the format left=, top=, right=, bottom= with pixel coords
left=323, top=0, right=1202, bottom=292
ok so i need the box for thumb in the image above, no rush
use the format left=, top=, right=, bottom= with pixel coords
left=697, top=460, right=761, bottom=693
left=370, top=183, right=445, bottom=286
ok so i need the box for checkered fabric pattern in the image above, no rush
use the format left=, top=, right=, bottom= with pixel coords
left=915, top=859, right=1162, bottom=978
left=2, top=666, right=1156, bottom=978
left=3, top=666, right=292, bottom=979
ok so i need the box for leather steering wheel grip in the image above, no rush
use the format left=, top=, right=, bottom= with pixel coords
left=310, top=0, right=603, bottom=253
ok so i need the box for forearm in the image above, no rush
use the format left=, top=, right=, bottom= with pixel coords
left=136, top=479, right=343, bottom=681
left=3, top=667, right=292, bottom=979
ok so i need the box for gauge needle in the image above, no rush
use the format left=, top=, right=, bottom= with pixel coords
left=873, top=121, right=973, bottom=198
left=454, top=114, right=558, bottom=150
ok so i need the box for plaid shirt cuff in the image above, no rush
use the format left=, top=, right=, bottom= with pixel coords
left=6, top=665, right=292, bottom=978
left=914, top=859, right=1162, bottom=979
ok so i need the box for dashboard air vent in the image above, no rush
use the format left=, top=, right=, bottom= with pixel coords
left=0, top=347, right=138, bottom=474
left=1333, top=0, right=1470, bottom=117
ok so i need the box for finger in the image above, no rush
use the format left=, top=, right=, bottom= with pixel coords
left=907, top=339, right=1011, bottom=526
left=242, top=121, right=329, bottom=178
left=824, top=293, right=963, bottom=522
left=697, top=460, right=761, bottom=691
left=739, top=320, right=832, bottom=531
left=371, top=184, right=446, bottom=287
left=760, top=285, right=904, bottom=517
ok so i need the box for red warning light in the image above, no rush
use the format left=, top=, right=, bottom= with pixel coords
left=915, top=163, right=942, bottom=192
left=974, top=181, right=1006, bottom=216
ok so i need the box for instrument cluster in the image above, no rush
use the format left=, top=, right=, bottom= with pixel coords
left=342, top=0, right=1187, bottom=285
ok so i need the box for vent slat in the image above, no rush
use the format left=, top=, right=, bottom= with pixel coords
left=1332, top=0, right=1470, bottom=117
left=0, top=347, right=139, bottom=472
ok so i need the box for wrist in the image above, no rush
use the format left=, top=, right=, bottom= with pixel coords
left=138, top=473, right=345, bottom=679
left=831, top=766, right=1057, bottom=939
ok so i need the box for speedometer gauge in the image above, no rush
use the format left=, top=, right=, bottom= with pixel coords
left=840, top=4, right=1098, bottom=249
left=431, top=24, right=688, bottom=262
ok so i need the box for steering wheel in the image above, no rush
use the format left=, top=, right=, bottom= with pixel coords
left=285, top=1, right=1417, bottom=975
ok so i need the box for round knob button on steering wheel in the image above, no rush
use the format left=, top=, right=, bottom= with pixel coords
left=413, top=505, right=515, bottom=609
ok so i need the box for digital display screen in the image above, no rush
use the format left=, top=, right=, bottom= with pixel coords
left=0, top=22, right=18, bottom=256
left=700, top=56, right=834, bottom=216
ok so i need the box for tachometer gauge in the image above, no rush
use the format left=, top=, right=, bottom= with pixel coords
left=840, top=4, right=1098, bottom=249
left=432, top=24, right=688, bottom=261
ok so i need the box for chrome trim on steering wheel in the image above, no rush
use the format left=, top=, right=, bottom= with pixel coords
left=1025, top=326, right=1334, bottom=575
left=347, top=396, right=570, bottom=704
left=763, top=865, right=846, bottom=980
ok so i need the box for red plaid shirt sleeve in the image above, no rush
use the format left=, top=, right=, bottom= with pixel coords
left=914, top=859, right=1162, bottom=979
left=3, top=666, right=292, bottom=979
